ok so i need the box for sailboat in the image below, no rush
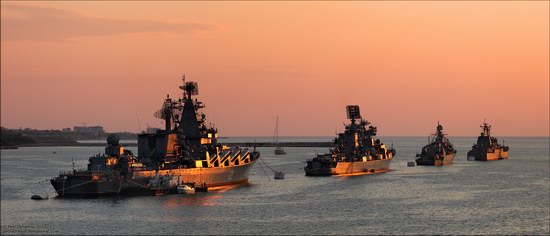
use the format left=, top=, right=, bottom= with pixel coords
left=274, top=116, right=286, bottom=155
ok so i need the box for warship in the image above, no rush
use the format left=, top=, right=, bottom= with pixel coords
left=467, top=121, right=509, bottom=161
left=51, top=77, right=260, bottom=196
left=415, top=122, right=456, bottom=166
left=50, top=135, right=136, bottom=196
left=304, top=105, right=395, bottom=176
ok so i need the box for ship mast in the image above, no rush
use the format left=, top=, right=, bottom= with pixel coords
left=481, top=119, right=491, bottom=137
left=173, top=75, right=204, bottom=161
left=433, top=121, right=444, bottom=143
left=163, top=95, right=172, bottom=131
left=274, top=116, right=279, bottom=147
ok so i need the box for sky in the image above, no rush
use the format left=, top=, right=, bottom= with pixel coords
left=1, top=1, right=548, bottom=137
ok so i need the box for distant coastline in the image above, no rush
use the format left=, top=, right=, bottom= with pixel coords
left=0, top=126, right=137, bottom=149
left=8, top=141, right=334, bottom=148
left=2, top=126, right=547, bottom=150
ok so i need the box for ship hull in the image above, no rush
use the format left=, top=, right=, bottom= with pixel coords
left=51, top=176, right=121, bottom=197
left=304, top=166, right=333, bottom=176
left=123, top=160, right=256, bottom=193
left=274, top=149, right=286, bottom=155
left=52, top=160, right=257, bottom=196
left=305, top=157, right=393, bottom=176
left=467, top=148, right=509, bottom=161
left=416, top=153, right=455, bottom=166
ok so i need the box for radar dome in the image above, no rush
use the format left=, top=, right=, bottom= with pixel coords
left=106, top=134, right=120, bottom=146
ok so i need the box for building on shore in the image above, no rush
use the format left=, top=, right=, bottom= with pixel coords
left=73, top=125, right=105, bottom=135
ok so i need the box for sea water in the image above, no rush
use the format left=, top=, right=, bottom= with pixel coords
left=1, top=137, right=548, bottom=235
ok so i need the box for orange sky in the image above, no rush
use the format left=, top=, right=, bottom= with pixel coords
left=1, top=1, right=548, bottom=136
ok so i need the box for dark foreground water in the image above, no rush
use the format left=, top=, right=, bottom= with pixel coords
left=1, top=137, right=549, bottom=235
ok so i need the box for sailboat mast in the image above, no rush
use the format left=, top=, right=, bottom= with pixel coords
left=273, top=115, right=286, bottom=155
left=274, top=116, right=279, bottom=146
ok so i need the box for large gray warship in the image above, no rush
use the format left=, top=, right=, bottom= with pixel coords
left=304, top=105, right=395, bottom=176
left=467, top=121, right=509, bottom=161
left=51, top=77, right=260, bottom=196
left=415, top=122, right=456, bottom=166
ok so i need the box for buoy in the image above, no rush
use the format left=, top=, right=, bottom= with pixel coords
left=31, top=193, right=48, bottom=200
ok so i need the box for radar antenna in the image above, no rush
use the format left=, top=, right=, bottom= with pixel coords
left=179, top=75, right=199, bottom=99
left=346, top=105, right=361, bottom=120
left=154, top=95, right=182, bottom=131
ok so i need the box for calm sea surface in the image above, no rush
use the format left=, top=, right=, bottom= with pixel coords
left=1, top=137, right=548, bottom=235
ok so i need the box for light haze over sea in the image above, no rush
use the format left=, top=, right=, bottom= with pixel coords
left=1, top=136, right=549, bottom=235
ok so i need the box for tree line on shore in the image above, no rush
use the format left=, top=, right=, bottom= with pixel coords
left=1, top=127, right=34, bottom=147
left=0, top=127, right=138, bottom=148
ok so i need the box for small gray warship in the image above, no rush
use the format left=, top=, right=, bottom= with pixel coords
left=51, top=77, right=260, bottom=196
left=415, top=122, right=456, bottom=166
left=467, top=121, right=509, bottom=161
left=304, top=105, right=395, bottom=176
left=50, top=135, right=136, bottom=196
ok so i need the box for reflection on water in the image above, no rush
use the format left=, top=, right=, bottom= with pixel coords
left=163, top=194, right=223, bottom=208
left=208, top=183, right=248, bottom=193
left=337, top=169, right=391, bottom=177
left=1, top=137, right=549, bottom=235
left=162, top=184, right=247, bottom=208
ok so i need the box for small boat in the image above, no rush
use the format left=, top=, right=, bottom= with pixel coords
left=148, top=173, right=180, bottom=196
left=274, top=147, right=286, bottom=155
left=273, top=116, right=286, bottom=155
left=274, top=171, right=285, bottom=179
left=177, top=184, right=196, bottom=194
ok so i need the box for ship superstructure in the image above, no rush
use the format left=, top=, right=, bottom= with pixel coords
left=304, top=105, right=395, bottom=176
left=467, top=121, right=509, bottom=161
left=415, top=122, right=456, bottom=166
left=128, top=77, right=260, bottom=191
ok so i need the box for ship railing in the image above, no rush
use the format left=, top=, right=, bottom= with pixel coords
left=194, top=102, right=205, bottom=108
left=320, top=155, right=334, bottom=161
left=59, top=171, right=72, bottom=176
left=130, top=165, right=148, bottom=171
left=58, top=169, right=87, bottom=176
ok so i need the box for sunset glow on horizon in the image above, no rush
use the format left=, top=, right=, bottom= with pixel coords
left=1, top=1, right=548, bottom=136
